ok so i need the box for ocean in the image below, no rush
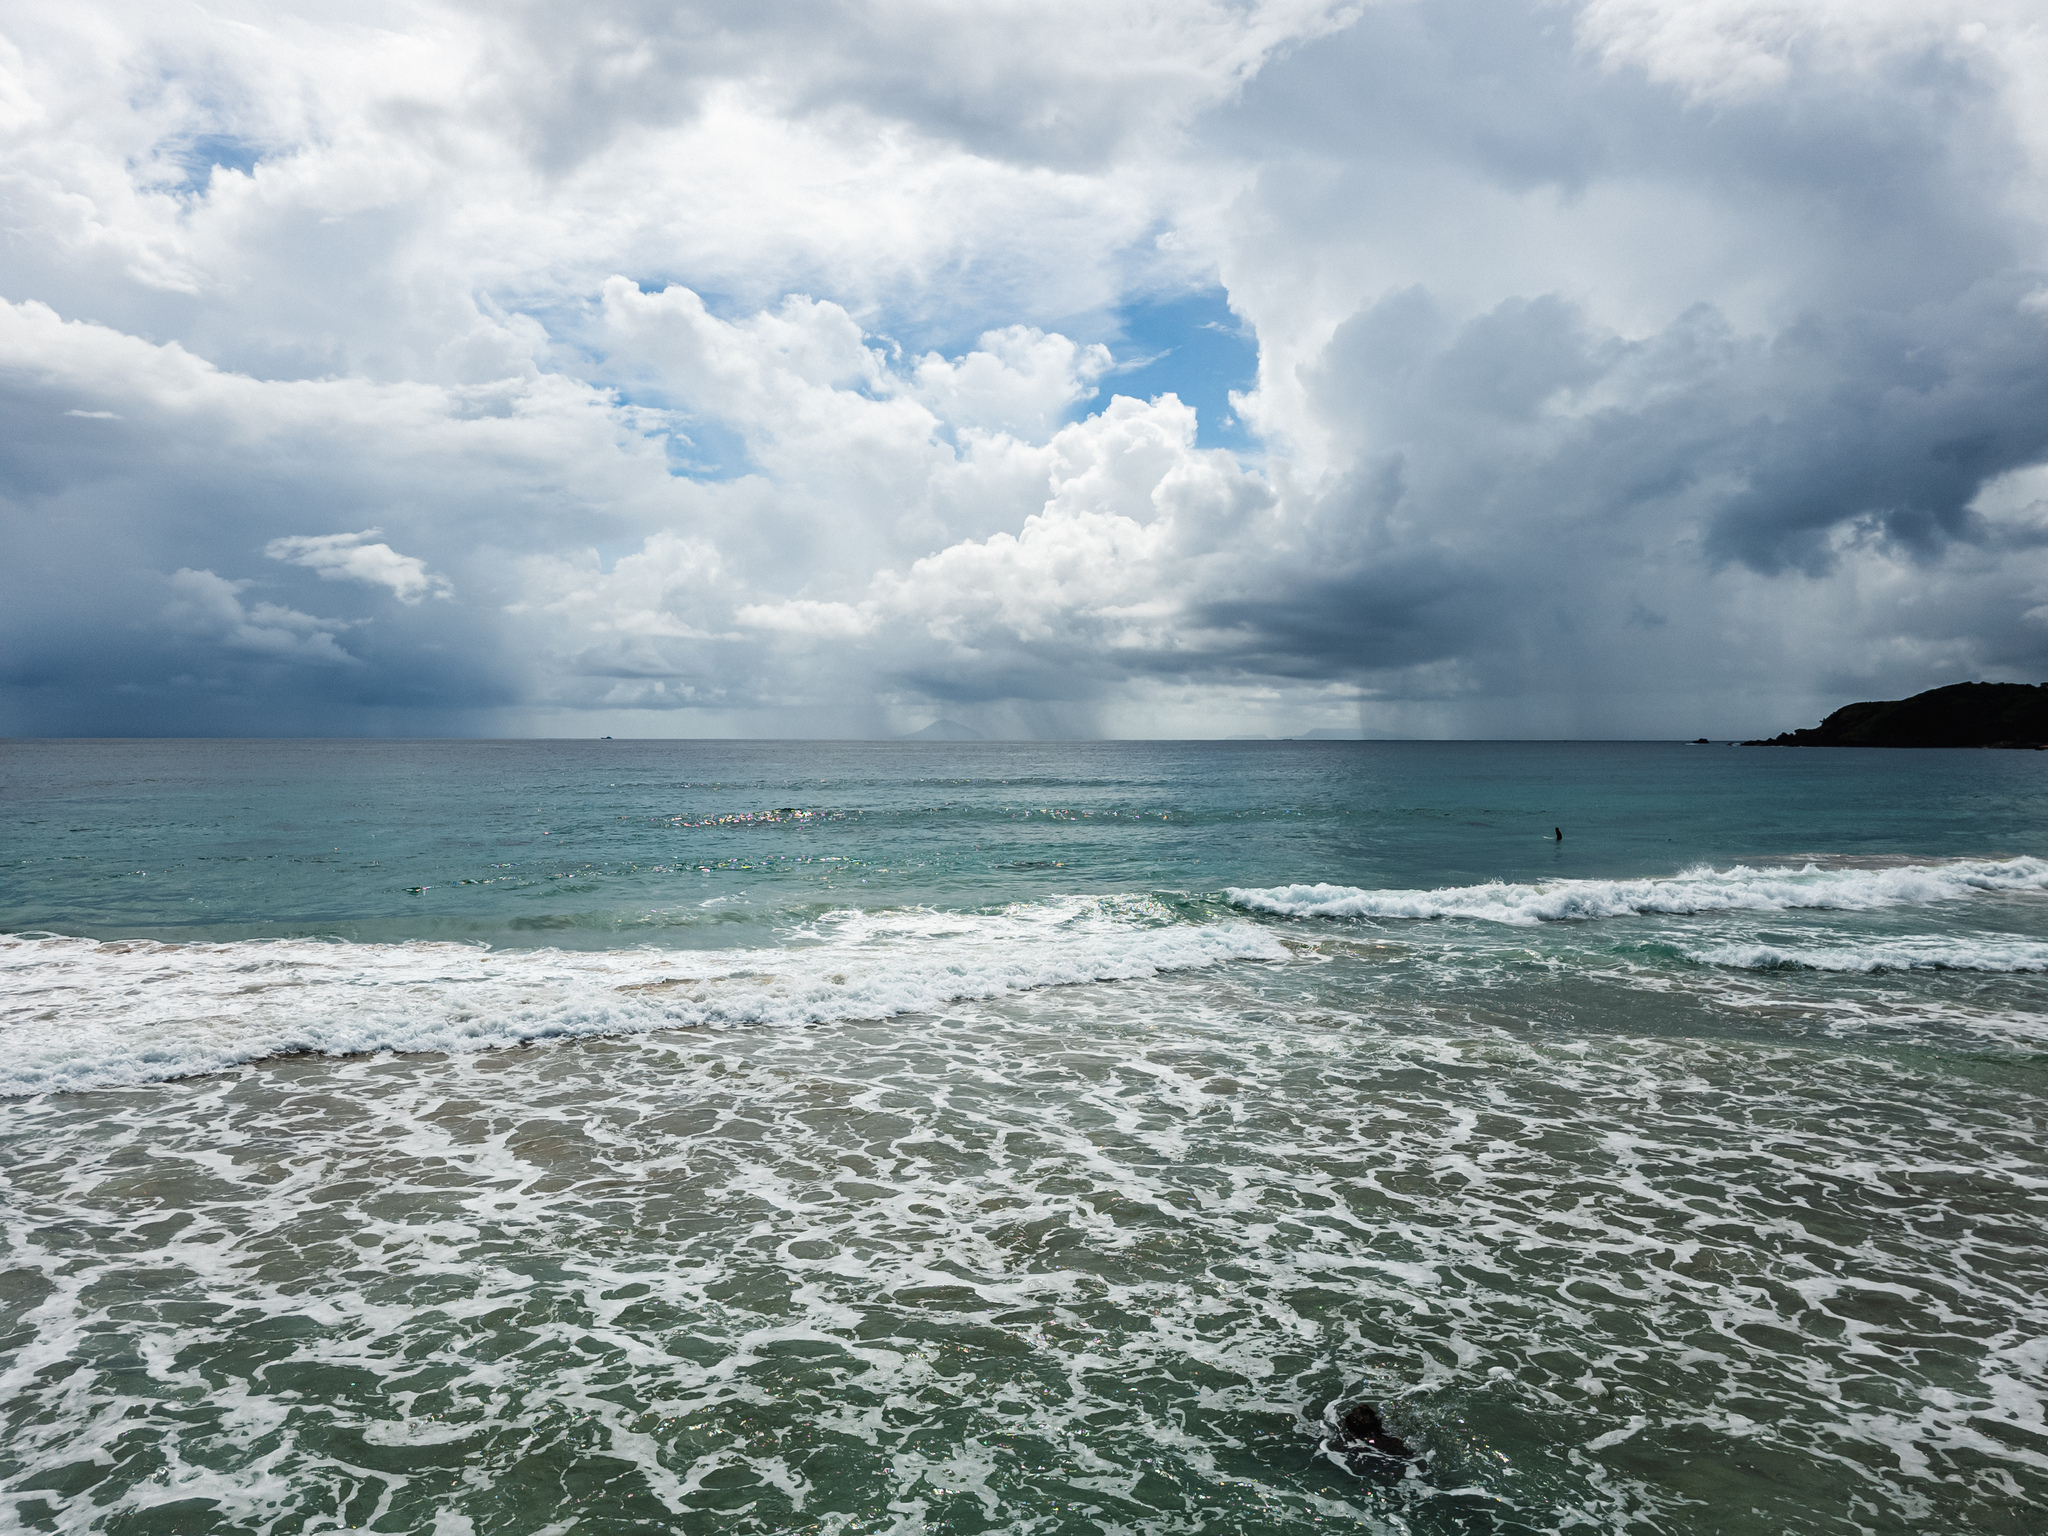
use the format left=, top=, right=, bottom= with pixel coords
left=2, top=738, right=2044, bottom=1535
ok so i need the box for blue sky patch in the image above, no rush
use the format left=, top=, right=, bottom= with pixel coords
left=607, top=387, right=756, bottom=482
left=661, top=415, right=754, bottom=481
left=171, top=134, right=262, bottom=193
left=1101, top=290, right=1260, bottom=450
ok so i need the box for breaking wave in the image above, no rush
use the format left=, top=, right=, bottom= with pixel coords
left=0, top=896, right=1285, bottom=1096
left=1228, top=856, right=2048, bottom=926
left=1689, top=936, right=2048, bottom=974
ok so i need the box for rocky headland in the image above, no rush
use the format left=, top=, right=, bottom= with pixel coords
left=1744, top=681, right=2048, bottom=749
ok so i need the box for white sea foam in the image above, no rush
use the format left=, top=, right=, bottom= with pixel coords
left=1690, top=936, right=2048, bottom=974
left=5, top=976, right=2042, bottom=1533
left=0, top=896, right=1287, bottom=1095
left=1228, top=856, right=2048, bottom=926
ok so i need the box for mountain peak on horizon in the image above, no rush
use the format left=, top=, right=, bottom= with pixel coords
left=900, top=719, right=983, bottom=741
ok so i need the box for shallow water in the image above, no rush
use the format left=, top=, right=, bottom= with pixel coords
left=2, top=740, right=2045, bottom=1533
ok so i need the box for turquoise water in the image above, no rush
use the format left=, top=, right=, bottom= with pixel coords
left=8, top=739, right=2045, bottom=950
left=2, top=740, right=2046, bottom=1533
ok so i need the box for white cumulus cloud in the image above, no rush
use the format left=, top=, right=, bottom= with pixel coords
left=265, top=530, right=454, bottom=604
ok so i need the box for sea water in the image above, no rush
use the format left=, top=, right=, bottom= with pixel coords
left=2, top=738, right=2045, bottom=1535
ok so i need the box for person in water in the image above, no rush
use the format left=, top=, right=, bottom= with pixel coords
left=1325, top=1400, right=1417, bottom=1480
left=1554, top=826, right=1563, bottom=840
left=1335, top=1402, right=1413, bottom=1460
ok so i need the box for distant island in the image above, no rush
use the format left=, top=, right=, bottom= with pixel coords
left=900, top=719, right=984, bottom=741
left=1744, top=681, right=2048, bottom=749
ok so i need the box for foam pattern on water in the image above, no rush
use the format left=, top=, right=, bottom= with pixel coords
left=0, top=898, right=1285, bottom=1096
left=1228, top=857, right=2048, bottom=926
left=2, top=967, right=2046, bottom=1536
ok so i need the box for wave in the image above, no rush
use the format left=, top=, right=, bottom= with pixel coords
left=0, top=896, right=1286, bottom=1096
left=1227, top=857, right=2048, bottom=926
left=1689, top=937, right=2048, bottom=974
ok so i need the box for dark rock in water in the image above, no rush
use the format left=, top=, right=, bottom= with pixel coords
left=1692, top=737, right=1711, bottom=744
left=1323, top=1400, right=1415, bottom=1477
left=1742, top=681, right=2048, bottom=749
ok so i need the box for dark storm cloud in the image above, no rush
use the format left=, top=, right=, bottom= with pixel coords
left=1150, top=0, right=2048, bottom=714
left=1298, top=276, right=2048, bottom=580
left=1702, top=283, right=2048, bottom=572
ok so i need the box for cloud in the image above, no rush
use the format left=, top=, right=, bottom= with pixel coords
left=1574, top=0, right=2045, bottom=103
left=3, top=0, right=2048, bottom=739
left=161, top=567, right=359, bottom=666
left=736, top=600, right=877, bottom=639
left=905, top=327, right=1114, bottom=441
left=265, top=530, right=454, bottom=604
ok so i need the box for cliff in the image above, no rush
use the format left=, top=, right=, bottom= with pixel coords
left=1744, top=681, right=2048, bottom=748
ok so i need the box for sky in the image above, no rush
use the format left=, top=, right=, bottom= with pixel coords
left=3, top=0, right=2047, bottom=740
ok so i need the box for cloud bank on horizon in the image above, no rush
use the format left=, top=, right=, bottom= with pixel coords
left=4, top=0, right=2047, bottom=739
